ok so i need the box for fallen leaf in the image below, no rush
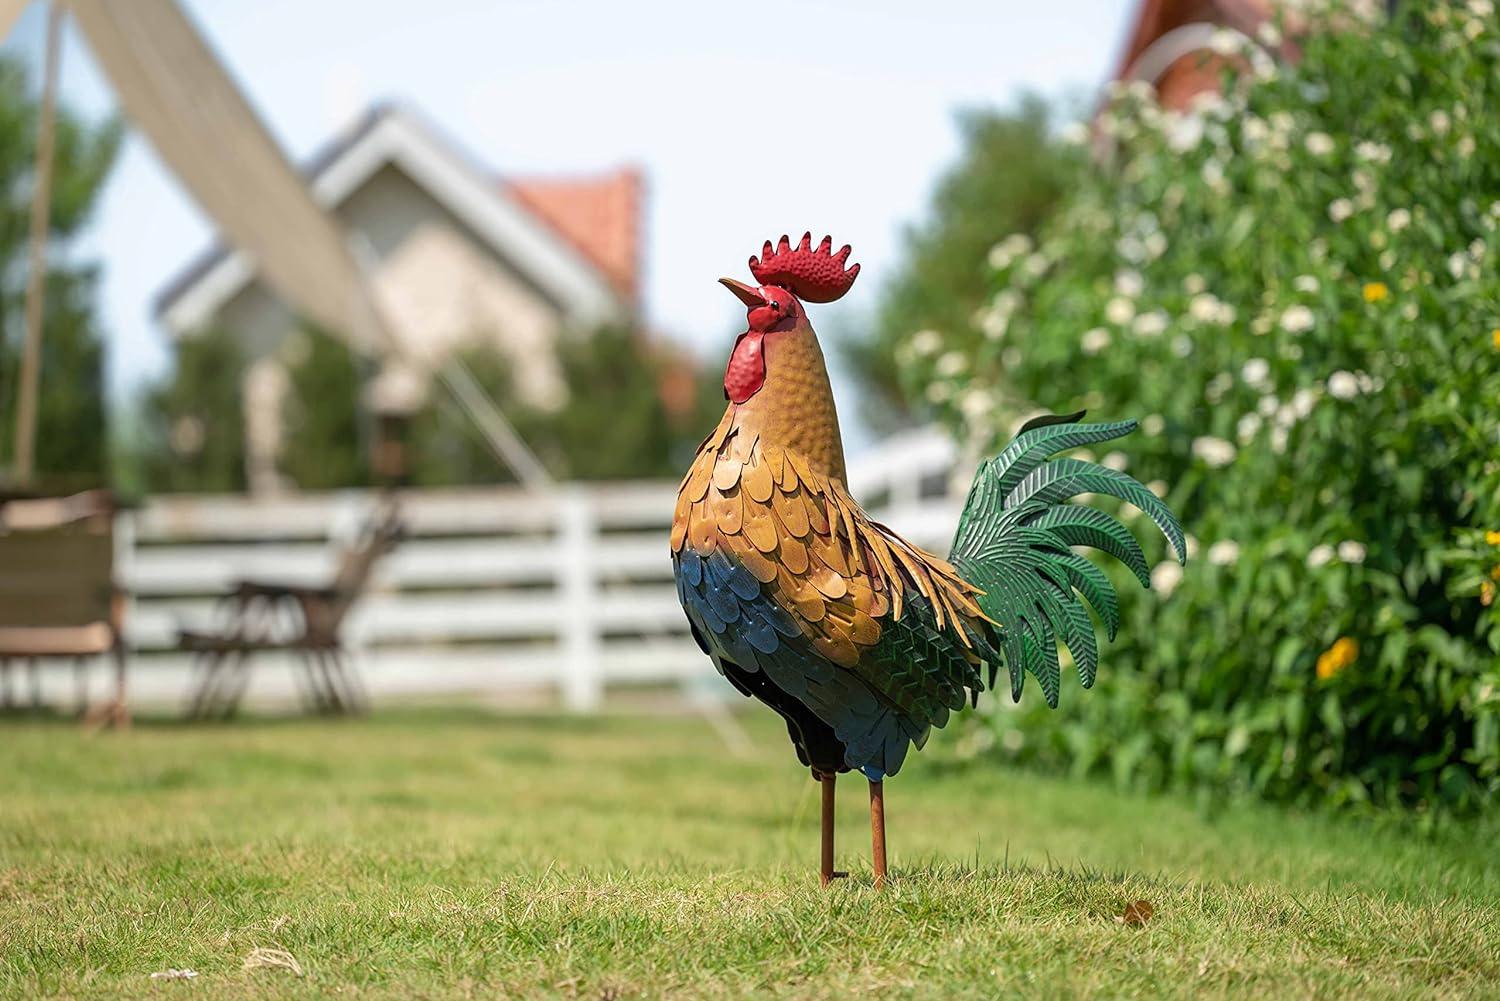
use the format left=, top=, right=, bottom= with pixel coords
left=1120, top=899, right=1154, bottom=926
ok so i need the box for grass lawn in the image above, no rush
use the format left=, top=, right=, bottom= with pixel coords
left=1, top=707, right=1497, bottom=999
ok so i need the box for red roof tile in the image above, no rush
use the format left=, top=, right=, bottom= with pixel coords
left=507, top=168, right=644, bottom=304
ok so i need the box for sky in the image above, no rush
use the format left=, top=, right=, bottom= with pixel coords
left=3, top=0, right=1132, bottom=445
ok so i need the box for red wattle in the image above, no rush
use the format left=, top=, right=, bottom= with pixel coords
left=724, top=332, right=765, bottom=404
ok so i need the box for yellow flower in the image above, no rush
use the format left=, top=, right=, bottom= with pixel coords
left=1491, top=565, right=1500, bottom=581
left=1484, top=581, right=1496, bottom=608
left=1487, top=530, right=1500, bottom=545
left=1492, top=328, right=1500, bottom=351
left=1362, top=281, right=1389, bottom=303
left=1316, top=636, right=1359, bottom=680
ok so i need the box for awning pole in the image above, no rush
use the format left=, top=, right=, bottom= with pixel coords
left=13, top=1, right=64, bottom=485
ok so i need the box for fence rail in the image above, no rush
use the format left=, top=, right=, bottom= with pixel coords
left=112, top=429, right=966, bottom=710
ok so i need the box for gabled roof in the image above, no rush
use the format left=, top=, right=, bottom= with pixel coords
left=154, top=103, right=638, bottom=335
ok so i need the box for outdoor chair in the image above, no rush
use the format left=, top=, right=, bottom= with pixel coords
left=0, top=490, right=129, bottom=726
left=177, top=494, right=404, bottom=720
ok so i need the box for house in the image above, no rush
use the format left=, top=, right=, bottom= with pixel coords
left=1108, top=0, right=1287, bottom=109
left=153, top=103, right=644, bottom=494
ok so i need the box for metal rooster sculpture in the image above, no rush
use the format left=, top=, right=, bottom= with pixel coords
left=672, top=234, right=1185, bottom=888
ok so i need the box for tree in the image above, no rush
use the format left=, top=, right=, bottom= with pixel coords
left=842, top=97, right=1068, bottom=429
left=279, top=326, right=372, bottom=490
left=137, top=328, right=247, bottom=493
left=0, top=56, right=121, bottom=489
left=409, top=326, right=723, bottom=486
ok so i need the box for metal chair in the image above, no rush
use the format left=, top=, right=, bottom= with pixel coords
left=177, top=494, right=403, bottom=719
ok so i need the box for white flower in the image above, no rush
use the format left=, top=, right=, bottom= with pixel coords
left=1189, top=293, right=1223, bottom=323
left=1258, top=395, right=1280, bottom=417
left=1114, top=269, right=1144, bottom=298
left=1208, top=539, right=1241, bottom=566
left=1257, top=21, right=1283, bottom=46
left=1172, top=335, right=1194, bottom=358
left=1236, top=412, right=1262, bottom=443
left=935, top=351, right=967, bottom=377
left=1183, top=273, right=1207, bottom=294
left=1337, top=540, right=1367, bottom=564
left=1328, top=198, right=1354, bottom=223
left=1144, top=232, right=1168, bottom=259
left=925, top=381, right=953, bottom=404
left=1270, top=426, right=1289, bottom=454
left=1166, top=113, right=1205, bottom=153
left=1201, top=159, right=1228, bottom=193
left=909, top=330, right=943, bottom=357
left=1208, top=27, right=1242, bottom=55
left=1304, top=131, right=1335, bottom=156
left=1457, top=135, right=1476, bottom=158
left=1141, top=415, right=1165, bottom=437
left=1206, top=371, right=1234, bottom=403
left=1293, top=274, right=1321, bottom=294
left=1307, top=544, right=1335, bottom=568
left=1279, top=305, right=1315, bottom=333
left=1132, top=310, right=1169, bottom=337
left=1290, top=387, right=1319, bottom=418
left=1146, top=478, right=1168, bottom=497
left=1081, top=327, right=1111, bottom=355
left=1355, top=140, right=1392, bottom=163
left=1448, top=252, right=1468, bottom=279
left=1241, top=357, right=1271, bottom=388
left=1151, top=561, right=1183, bottom=597
left=1429, top=109, right=1451, bottom=136
left=1470, top=0, right=1493, bottom=17
left=988, top=234, right=1032, bottom=270
left=1105, top=297, right=1136, bottom=325
left=1327, top=370, right=1360, bottom=399
left=1387, top=208, right=1411, bottom=232
left=959, top=388, right=994, bottom=422
left=1058, top=121, right=1090, bottom=146
left=1022, top=253, right=1049, bottom=278
left=1101, top=451, right=1129, bottom=471
left=980, top=308, right=1009, bottom=340
left=1192, top=436, right=1237, bottom=468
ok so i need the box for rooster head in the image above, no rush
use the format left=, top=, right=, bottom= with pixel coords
left=718, top=233, right=859, bottom=403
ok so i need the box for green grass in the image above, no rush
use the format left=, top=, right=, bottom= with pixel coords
left=1, top=708, right=1497, bottom=999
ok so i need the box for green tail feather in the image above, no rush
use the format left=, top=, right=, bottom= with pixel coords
left=951, top=413, right=1185, bottom=707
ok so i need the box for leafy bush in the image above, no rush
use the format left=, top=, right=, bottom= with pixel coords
left=0, top=57, right=120, bottom=489
left=902, top=3, right=1499, bottom=818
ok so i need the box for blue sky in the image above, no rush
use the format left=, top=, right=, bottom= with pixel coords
left=4, top=0, right=1131, bottom=436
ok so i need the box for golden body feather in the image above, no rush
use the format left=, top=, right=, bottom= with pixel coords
left=671, top=323, right=990, bottom=672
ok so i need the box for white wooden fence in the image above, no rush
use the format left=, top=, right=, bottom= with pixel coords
left=113, top=428, right=967, bottom=710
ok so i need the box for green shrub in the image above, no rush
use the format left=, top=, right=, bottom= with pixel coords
left=902, top=2, right=1499, bottom=818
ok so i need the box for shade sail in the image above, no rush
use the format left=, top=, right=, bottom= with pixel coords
left=65, top=0, right=384, bottom=352
left=0, top=0, right=28, bottom=41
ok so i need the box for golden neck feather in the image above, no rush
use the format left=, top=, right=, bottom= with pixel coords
left=731, top=323, right=846, bottom=481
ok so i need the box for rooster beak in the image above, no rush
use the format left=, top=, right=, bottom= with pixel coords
left=719, top=278, right=765, bottom=308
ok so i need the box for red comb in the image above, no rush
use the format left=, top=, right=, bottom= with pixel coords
left=748, top=233, right=860, bottom=303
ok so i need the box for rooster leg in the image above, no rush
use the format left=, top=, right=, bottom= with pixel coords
left=818, top=771, right=844, bottom=886
left=868, top=779, right=887, bottom=890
